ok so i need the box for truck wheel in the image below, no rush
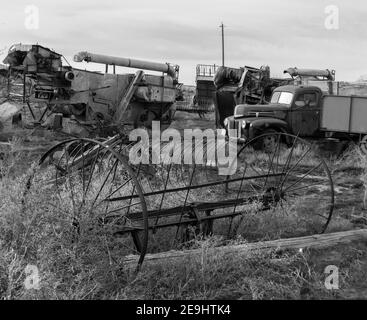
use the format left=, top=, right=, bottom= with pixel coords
left=254, top=129, right=280, bottom=152
left=359, top=135, right=367, bottom=155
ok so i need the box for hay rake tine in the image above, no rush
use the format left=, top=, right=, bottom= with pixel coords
left=126, top=163, right=142, bottom=216
left=102, top=140, right=126, bottom=218
left=283, top=162, right=323, bottom=193
left=276, top=133, right=299, bottom=188
left=102, top=178, right=133, bottom=201
left=83, top=145, right=102, bottom=201
left=173, top=164, right=196, bottom=245
left=277, top=136, right=313, bottom=190
left=263, top=136, right=281, bottom=189
left=278, top=145, right=315, bottom=190
left=89, top=151, right=118, bottom=209
left=80, top=142, right=86, bottom=197
left=227, top=167, right=247, bottom=238
left=64, top=149, right=78, bottom=219
left=153, top=161, right=173, bottom=234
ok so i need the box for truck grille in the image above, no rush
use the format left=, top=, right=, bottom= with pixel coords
left=228, top=119, right=241, bottom=138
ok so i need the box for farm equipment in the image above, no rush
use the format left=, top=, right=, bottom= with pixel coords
left=175, top=65, right=218, bottom=117
left=193, top=64, right=218, bottom=115
left=28, top=132, right=335, bottom=269
left=2, top=44, right=181, bottom=135
left=284, top=67, right=337, bottom=94
left=214, top=65, right=292, bottom=128
left=0, top=64, right=7, bottom=77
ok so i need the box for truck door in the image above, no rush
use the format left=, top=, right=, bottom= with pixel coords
left=290, top=91, right=320, bottom=136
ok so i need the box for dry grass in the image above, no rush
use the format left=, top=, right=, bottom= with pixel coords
left=0, top=139, right=367, bottom=300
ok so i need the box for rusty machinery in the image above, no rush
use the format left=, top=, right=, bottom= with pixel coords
left=214, top=66, right=338, bottom=128
left=27, top=132, right=335, bottom=269
left=214, top=65, right=293, bottom=128
left=3, top=44, right=182, bottom=135
left=284, top=67, right=337, bottom=95
left=175, top=64, right=219, bottom=117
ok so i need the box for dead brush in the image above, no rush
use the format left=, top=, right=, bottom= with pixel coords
left=358, top=149, right=367, bottom=211
left=0, top=156, right=131, bottom=299
left=332, top=142, right=364, bottom=170
left=338, top=143, right=367, bottom=211
left=0, top=141, right=364, bottom=299
left=0, top=135, right=26, bottom=178
left=118, top=238, right=329, bottom=300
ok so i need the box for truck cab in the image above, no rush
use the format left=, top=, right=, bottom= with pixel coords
left=224, top=85, right=324, bottom=141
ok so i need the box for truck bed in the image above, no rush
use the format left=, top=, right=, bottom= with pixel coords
left=321, top=95, right=367, bottom=134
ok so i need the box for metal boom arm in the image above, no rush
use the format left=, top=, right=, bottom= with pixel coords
left=74, top=51, right=177, bottom=79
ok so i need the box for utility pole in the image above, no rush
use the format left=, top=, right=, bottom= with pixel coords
left=220, top=22, right=225, bottom=67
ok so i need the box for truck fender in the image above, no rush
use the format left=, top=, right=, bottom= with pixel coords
left=249, top=118, right=289, bottom=132
left=248, top=118, right=291, bottom=143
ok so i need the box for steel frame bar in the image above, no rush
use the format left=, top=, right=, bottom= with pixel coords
left=106, top=173, right=284, bottom=202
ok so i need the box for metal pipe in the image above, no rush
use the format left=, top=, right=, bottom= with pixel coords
left=74, top=51, right=177, bottom=78
left=284, top=67, right=335, bottom=81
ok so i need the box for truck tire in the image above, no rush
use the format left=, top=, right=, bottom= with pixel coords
left=254, top=128, right=280, bottom=152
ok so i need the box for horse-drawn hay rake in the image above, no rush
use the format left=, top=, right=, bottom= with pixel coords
left=28, top=132, right=334, bottom=269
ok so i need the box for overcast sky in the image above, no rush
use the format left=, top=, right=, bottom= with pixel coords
left=0, top=0, right=366, bottom=84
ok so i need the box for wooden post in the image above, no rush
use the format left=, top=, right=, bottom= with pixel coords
left=123, top=229, right=367, bottom=268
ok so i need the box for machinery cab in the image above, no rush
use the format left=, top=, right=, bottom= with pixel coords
left=271, top=85, right=323, bottom=136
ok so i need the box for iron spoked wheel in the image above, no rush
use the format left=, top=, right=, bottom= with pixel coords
left=226, top=132, right=334, bottom=240
left=29, top=138, right=148, bottom=269
left=117, top=136, right=232, bottom=250
left=253, top=128, right=281, bottom=152
left=127, top=138, right=225, bottom=250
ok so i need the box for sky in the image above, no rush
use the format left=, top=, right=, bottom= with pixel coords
left=0, top=0, right=366, bottom=85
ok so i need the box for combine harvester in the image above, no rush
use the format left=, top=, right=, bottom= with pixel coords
left=2, top=44, right=182, bottom=136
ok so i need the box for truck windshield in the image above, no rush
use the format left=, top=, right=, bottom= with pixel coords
left=270, top=92, right=294, bottom=105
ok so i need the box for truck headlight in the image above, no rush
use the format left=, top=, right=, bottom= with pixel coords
left=241, top=120, right=247, bottom=129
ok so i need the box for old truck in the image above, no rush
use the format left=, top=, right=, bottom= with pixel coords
left=224, top=83, right=367, bottom=152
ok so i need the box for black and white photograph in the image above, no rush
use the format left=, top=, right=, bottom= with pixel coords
left=0, top=0, right=367, bottom=308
